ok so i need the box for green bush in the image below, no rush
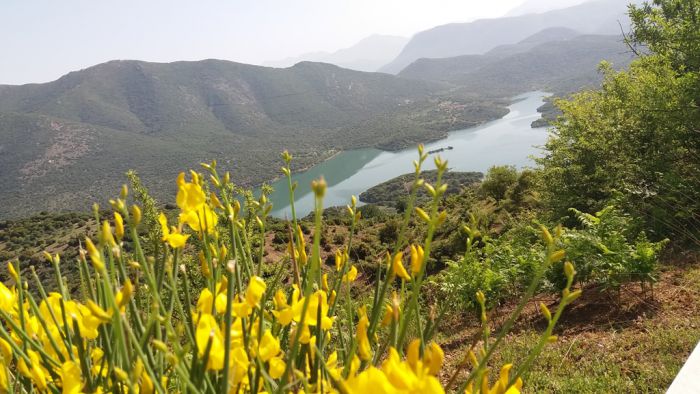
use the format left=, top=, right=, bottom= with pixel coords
left=557, top=206, right=668, bottom=291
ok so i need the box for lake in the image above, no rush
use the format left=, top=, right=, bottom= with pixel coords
left=263, top=91, right=551, bottom=218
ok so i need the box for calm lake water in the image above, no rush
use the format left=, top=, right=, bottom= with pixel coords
left=264, top=91, right=550, bottom=218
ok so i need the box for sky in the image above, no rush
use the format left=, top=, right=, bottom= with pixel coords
left=1, top=0, right=526, bottom=85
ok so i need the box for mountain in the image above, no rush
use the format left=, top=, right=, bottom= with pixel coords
left=263, top=35, right=408, bottom=72
left=504, top=0, right=593, bottom=16
left=0, top=59, right=507, bottom=218
left=380, top=0, right=633, bottom=74
left=399, top=33, right=634, bottom=96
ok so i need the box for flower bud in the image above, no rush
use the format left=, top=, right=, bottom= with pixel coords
left=550, top=249, right=566, bottom=263
left=476, top=290, right=486, bottom=306
left=130, top=205, right=142, bottom=226
left=541, top=226, right=553, bottom=245
left=424, top=183, right=436, bottom=197
left=114, top=212, right=124, bottom=240
left=565, top=289, right=582, bottom=303
left=564, top=261, right=575, bottom=281
left=311, top=177, right=327, bottom=198
left=539, top=302, right=552, bottom=321
left=415, top=207, right=430, bottom=223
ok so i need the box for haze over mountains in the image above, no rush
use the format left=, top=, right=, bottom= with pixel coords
left=399, top=30, right=634, bottom=96
left=264, top=35, right=408, bottom=72
left=380, top=0, right=634, bottom=73
left=505, top=0, right=593, bottom=16
left=0, top=0, right=640, bottom=218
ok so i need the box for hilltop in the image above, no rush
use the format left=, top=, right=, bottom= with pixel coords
left=0, top=59, right=506, bottom=218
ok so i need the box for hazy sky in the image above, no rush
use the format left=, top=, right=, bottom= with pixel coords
left=1, top=0, right=525, bottom=85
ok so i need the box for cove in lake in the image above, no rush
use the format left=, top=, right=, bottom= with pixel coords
left=263, top=91, right=551, bottom=218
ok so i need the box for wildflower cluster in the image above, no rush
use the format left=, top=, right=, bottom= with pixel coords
left=0, top=146, right=578, bottom=393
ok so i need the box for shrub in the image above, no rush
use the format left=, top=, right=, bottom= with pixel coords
left=558, top=206, right=669, bottom=291
left=0, top=149, right=579, bottom=393
left=480, top=165, right=518, bottom=202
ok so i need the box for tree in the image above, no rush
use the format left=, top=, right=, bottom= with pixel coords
left=538, top=0, right=700, bottom=242
left=480, top=165, right=518, bottom=202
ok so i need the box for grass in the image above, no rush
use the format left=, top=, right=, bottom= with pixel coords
left=438, top=262, right=700, bottom=393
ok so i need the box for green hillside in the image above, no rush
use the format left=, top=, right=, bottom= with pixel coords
left=0, top=59, right=507, bottom=218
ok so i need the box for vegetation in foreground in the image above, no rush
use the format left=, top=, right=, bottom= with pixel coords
left=0, top=0, right=698, bottom=392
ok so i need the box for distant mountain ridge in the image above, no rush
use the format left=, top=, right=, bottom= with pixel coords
left=0, top=59, right=507, bottom=218
left=263, top=35, right=408, bottom=72
left=380, top=0, right=634, bottom=74
left=505, top=0, right=593, bottom=16
left=399, top=33, right=634, bottom=96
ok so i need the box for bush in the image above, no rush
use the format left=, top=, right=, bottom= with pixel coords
left=0, top=151, right=580, bottom=393
left=558, top=206, right=668, bottom=291
left=480, top=165, right=518, bottom=202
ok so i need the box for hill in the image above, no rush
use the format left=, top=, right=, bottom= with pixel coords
left=399, top=34, right=635, bottom=96
left=263, top=35, right=408, bottom=72
left=504, top=0, right=593, bottom=16
left=0, top=59, right=507, bottom=218
left=380, top=0, right=633, bottom=74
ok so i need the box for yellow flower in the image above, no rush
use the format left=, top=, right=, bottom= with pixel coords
left=343, top=265, right=358, bottom=283
left=390, top=252, right=410, bottom=281
left=232, top=302, right=253, bottom=318
left=197, top=288, right=214, bottom=314
left=293, top=290, right=333, bottom=329
left=410, top=244, right=424, bottom=276
left=335, top=249, right=348, bottom=271
left=0, top=339, right=11, bottom=362
left=229, top=346, right=250, bottom=387
left=115, top=279, right=133, bottom=310
left=7, top=262, right=18, bottom=282
left=196, top=314, right=225, bottom=370
left=0, top=282, right=16, bottom=313
left=381, top=292, right=401, bottom=327
left=176, top=172, right=206, bottom=212
left=60, top=360, right=83, bottom=394
left=85, top=238, right=105, bottom=271
left=179, top=204, right=218, bottom=234
left=101, top=220, right=117, bottom=248
left=381, top=347, right=419, bottom=390
left=487, top=364, right=523, bottom=394
left=245, top=276, right=266, bottom=307
left=268, top=356, right=286, bottom=379
left=86, top=300, right=112, bottom=323
left=356, top=306, right=371, bottom=361
left=380, top=346, right=444, bottom=394
left=344, top=367, right=393, bottom=394
left=258, top=330, right=281, bottom=361
left=0, top=364, right=7, bottom=393
left=18, top=350, right=48, bottom=391
left=322, top=273, right=329, bottom=292
left=424, top=342, right=444, bottom=376
left=114, top=212, right=124, bottom=240
left=158, top=213, right=190, bottom=248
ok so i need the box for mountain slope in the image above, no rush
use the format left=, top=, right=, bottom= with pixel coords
left=504, top=0, right=592, bottom=16
left=263, top=35, right=408, bottom=72
left=380, top=0, right=633, bottom=74
left=0, top=59, right=506, bottom=218
left=399, top=34, right=634, bottom=96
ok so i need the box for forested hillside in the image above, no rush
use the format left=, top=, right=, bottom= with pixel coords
left=0, top=60, right=506, bottom=218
